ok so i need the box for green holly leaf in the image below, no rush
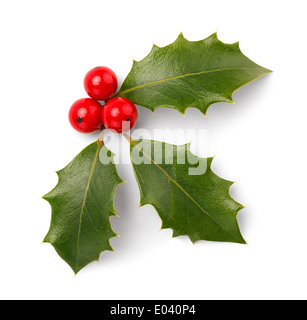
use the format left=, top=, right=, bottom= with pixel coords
left=43, top=141, right=123, bottom=274
left=117, top=33, right=271, bottom=115
left=129, top=137, right=245, bottom=244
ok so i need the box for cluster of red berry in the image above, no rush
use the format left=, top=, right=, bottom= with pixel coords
left=69, top=67, right=138, bottom=134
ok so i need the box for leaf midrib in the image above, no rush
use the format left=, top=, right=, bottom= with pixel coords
left=76, top=141, right=102, bottom=270
left=118, top=67, right=259, bottom=96
left=129, top=137, right=241, bottom=242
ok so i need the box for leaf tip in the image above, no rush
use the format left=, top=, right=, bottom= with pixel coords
left=175, top=31, right=188, bottom=44
left=178, top=30, right=184, bottom=38
left=263, top=67, right=273, bottom=74
left=151, top=43, right=159, bottom=51
left=132, top=58, right=138, bottom=66
left=42, top=194, right=50, bottom=202
left=185, top=140, right=193, bottom=150
left=209, top=31, right=219, bottom=42
left=73, top=268, right=81, bottom=276
left=208, top=155, right=216, bottom=166
left=232, top=40, right=240, bottom=49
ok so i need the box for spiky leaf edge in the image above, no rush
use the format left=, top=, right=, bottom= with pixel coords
left=42, top=140, right=124, bottom=274
left=117, top=32, right=272, bottom=116
left=128, top=136, right=246, bottom=244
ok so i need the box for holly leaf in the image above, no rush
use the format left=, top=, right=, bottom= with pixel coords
left=43, top=141, right=123, bottom=274
left=117, top=33, right=271, bottom=115
left=129, top=137, right=245, bottom=244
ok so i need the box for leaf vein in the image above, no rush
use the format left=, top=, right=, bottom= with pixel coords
left=128, top=137, right=241, bottom=242
left=76, top=142, right=101, bottom=270
left=119, top=67, right=260, bottom=96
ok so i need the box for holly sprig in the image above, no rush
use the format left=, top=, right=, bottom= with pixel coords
left=43, top=33, right=271, bottom=273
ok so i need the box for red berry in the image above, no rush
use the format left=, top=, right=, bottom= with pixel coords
left=101, top=97, right=138, bottom=133
left=84, top=66, right=118, bottom=101
left=69, top=98, right=103, bottom=133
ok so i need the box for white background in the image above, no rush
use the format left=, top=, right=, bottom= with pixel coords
left=0, top=0, right=306, bottom=300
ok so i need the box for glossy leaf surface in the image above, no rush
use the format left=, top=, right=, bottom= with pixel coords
left=43, top=141, right=123, bottom=274
left=129, top=138, right=245, bottom=244
left=118, top=33, right=271, bottom=115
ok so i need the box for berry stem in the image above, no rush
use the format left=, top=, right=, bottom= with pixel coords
left=123, top=133, right=131, bottom=143
left=98, top=128, right=105, bottom=144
